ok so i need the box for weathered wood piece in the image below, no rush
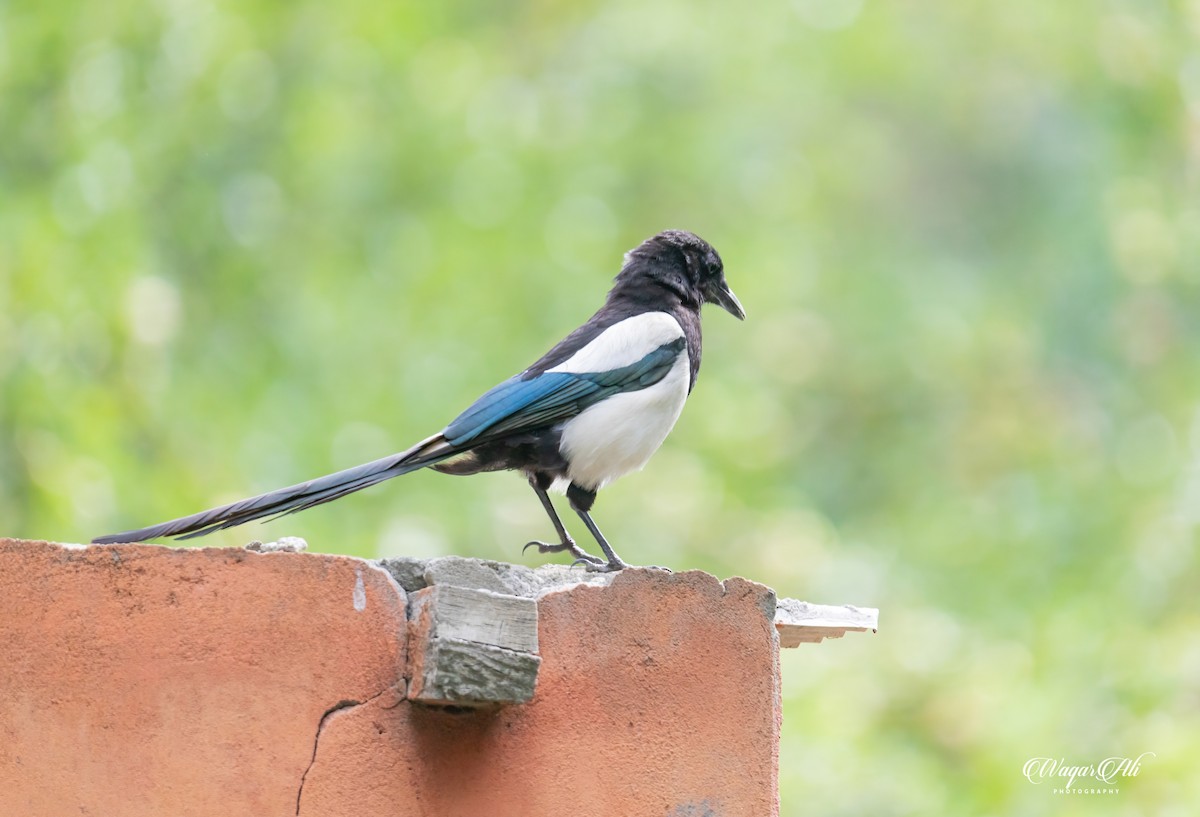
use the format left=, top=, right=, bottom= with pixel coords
left=774, top=598, right=879, bottom=647
left=407, top=584, right=540, bottom=706
left=413, top=583, right=539, bottom=652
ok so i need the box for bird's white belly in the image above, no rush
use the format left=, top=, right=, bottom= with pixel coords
left=558, top=351, right=690, bottom=491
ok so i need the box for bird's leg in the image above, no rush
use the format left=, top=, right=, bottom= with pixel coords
left=566, top=483, right=630, bottom=573
left=572, top=509, right=630, bottom=573
left=521, top=474, right=604, bottom=566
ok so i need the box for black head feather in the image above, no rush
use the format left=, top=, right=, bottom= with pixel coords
left=613, top=230, right=745, bottom=320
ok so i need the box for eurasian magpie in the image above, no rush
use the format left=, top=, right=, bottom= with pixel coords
left=93, top=229, right=745, bottom=571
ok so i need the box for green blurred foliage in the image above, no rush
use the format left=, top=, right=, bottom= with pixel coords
left=3, top=0, right=1199, bottom=812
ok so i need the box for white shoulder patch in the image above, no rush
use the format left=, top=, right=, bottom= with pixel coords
left=548, top=312, right=684, bottom=375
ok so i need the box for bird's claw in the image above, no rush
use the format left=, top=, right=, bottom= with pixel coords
left=524, top=540, right=605, bottom=566
left=573, top=557, right=628, bottom=573
left=568, top=559, right=673, bottom=573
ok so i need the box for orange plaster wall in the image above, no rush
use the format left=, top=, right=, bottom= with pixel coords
left=0, top=539, right=780, bottom=817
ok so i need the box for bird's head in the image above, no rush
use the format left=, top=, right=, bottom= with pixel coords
left=616, top=230, right=746, bottom=320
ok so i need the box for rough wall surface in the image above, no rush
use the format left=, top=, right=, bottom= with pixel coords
left=0, top=539, right=407, bottom=817
left=0, top=539, right=780, bottom=817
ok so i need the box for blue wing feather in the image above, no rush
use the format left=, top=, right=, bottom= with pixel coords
left=443, top=373, right=582, bottom=445
left=443, top=337, right=684, bottom=445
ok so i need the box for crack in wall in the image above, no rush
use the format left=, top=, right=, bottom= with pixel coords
left=295, top=688, right=394, bottom=815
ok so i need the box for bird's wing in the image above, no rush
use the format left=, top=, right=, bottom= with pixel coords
left=443, top=336, right=685, bottom=446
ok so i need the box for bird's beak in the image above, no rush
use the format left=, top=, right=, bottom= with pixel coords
left=708, top=281, right=746, bottom=320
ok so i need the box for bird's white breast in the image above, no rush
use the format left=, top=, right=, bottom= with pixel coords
left=553, top=312, right=690, bottom=491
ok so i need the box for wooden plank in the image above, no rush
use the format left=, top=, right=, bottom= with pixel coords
left=406, top=585, right=540, bottom=706
left=409, top=637, right=541, bottom=706
left=774, top=598, right=879, bottom=647
left=409, top=584, right=538, bottom=653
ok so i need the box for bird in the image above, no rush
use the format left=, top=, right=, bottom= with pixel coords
left=93, top=229, right=745, bottom=572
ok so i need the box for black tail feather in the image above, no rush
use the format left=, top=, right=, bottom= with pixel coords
left=92, top=434, right=454, bottom=544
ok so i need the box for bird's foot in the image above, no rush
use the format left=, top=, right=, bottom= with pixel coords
left=523, top=539, right=605, bottom=566
left=570, top=558, right=673, bottom=574
left=573, top=556, right=628, bottom=573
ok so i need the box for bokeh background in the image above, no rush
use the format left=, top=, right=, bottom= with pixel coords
left=3, top=0, right=1198, bottom=813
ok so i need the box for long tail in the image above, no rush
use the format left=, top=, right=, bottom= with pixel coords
left=92, top=434, right=456, bottom=544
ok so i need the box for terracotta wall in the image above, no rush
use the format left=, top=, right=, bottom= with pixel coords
left=0, top=538, right=780, bottom=817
